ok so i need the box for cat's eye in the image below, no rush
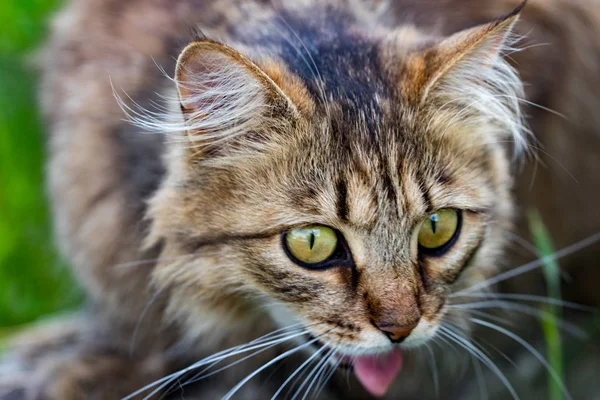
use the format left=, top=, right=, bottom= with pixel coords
left=284, top=226, right=347, bottom=268
left=418, top=209, right=461, bottom=256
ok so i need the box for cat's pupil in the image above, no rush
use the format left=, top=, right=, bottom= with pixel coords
left=309, top=232, right=315, bottom=250
left=430, top=213, right=439, bottom=234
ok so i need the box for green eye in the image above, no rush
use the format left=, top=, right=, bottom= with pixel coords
left=285, top=226, right=338, bottom=265
left=418, top=209, right=460, bottom=254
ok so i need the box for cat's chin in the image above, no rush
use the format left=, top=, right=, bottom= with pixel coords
left=294, top=318, right=442, bottom=396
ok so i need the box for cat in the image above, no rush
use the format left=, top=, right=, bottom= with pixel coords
left=1, top=0, right=600, bottom=399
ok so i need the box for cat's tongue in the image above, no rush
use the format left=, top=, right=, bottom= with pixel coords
left=353, top=349, right=403, bottom=397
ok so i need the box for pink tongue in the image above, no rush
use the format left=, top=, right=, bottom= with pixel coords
left=353, top=349, right=403, bottom=397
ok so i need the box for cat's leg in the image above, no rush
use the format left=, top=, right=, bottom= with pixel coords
left=0, top=315, right=171, bottom=400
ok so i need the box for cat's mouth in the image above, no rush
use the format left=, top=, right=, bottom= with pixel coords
left=306, top=335, right=403, bottom=397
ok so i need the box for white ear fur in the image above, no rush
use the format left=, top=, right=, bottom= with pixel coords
left=113, top=42, right=298, bottom=152
left=174, top=41, right=298, bottom=147
left=422, top=15, right=520, bottom=100
left=418, top=9, right=528, bottom=154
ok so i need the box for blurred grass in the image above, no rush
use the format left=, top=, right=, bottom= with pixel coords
left=528, top=210, right=564, bottom=400
left=0, top=0, right=83, bottom=339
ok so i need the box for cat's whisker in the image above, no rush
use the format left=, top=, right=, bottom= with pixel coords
left=470, top=318, right=574, bottom=400
left=248, top=322, right=308, bottom=343
left=270, top=345, right=326, bottom=400
left=439, top=325, right=519, bottom=400
left=221, top=334, right=328, bottom=400
left=312, top=350, right=340, bottom=399
left=112, top=254, right=192, bottom=270
left=129, top=287, right=165, bottom=356
left=502, top=229, right=540, bottom=256
left=288, top=347, right=330, bottom=400
left=297, top=347, right=336, bottom=400
left=130, top=254, right=227, bottom=355
left=451, top=292, right=594, bottom=311
left=314, top=353, right=341, bottom=399
left=112, top=251, right=225, bottom=271
left=424, top=343, right=440, bottom=397
left=443, top=318, right=518, bottom=369
left=448, top=300, right=587, bottom=338
left=435, top=330, right=463, bottom=361
left=471, top=354, right=489, bottom=400
left=443, top=320, right=496, bottom=361
left=452, top=231, right=600, bottom=296
left=452, top=300, right=587, bottom=336
left=153, top=329, right=314, bottom=400
left=514, top=141, right=579, bottom=184
left=491, top=93, right=568, bottom=120
left=345, top=355, right=355, bottom=389
left=124, top=325, right=311, bottom=400
left=148, top=331, right=310, bottom=400
left=449, top=307, right=515, bottom=327
left=180, top=326, right=313, bottom=389
left=306, top=349, right=338, bottom=400
left=286, top=348, right=322, bottom=400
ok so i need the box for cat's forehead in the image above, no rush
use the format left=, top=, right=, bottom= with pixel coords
left=234, top=6, right=398, bottom=122
left=286, top=127, right=467, bottom=225
left=271, top=103, right=497, bottom=240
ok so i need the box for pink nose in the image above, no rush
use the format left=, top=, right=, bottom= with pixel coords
left=377, top=322, right=418, bottom=343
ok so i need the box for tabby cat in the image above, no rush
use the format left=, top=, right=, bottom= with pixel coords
left=1, top=0, right=600, bottom=399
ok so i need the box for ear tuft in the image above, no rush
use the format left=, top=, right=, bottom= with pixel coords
left=402, top=2, right=528, bottom=153
left=175, top=41, right=298, bottom=146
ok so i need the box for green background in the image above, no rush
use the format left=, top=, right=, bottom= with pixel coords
left=0, top=0, right=82, bottom=339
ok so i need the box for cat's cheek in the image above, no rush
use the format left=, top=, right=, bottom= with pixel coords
left=266, top=301, right=305, bottom=330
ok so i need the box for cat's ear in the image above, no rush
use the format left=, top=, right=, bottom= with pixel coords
left=402, top=4, right=524, bottom=105
left=175, top=40, right=300, bottom=145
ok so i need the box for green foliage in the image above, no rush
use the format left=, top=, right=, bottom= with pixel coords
left=0, top=0, right=82, bottom=334
left=528, top=210, right=564, bottom=400
left=0, top=0, right=61, bottom=55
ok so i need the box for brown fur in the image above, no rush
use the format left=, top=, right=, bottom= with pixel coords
left=1, top=0, right=600, bottom=399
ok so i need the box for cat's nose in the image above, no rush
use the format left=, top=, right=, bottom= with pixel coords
left=377, top=321, right=419, bottom=343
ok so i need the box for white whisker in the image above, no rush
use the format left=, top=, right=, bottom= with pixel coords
left=439, top=325, right=519, bottom=400
left=314, top=354, right=341, bottom=399
left=452, top=292, right=594, bottom=311
left=145, top=330, right=310, bottom=400
left=129, top=287, right=164, bottom=355
left=270, top=345, right=326, bottom=400
left=448, top=300, right=587, bottom=338
left=471, top=355, right=488, bottom=400
left=182, top=327, right=310, bottom=387
left=444, top=318, right=518, bottom=368
left=424, top=344, right=440, bottom=397
left=452, top=232, right=600, bottom=295
left=299, top=348, right=335, bottom=400
left=123, top=326, right=310, bottom=400
left=221, top=336, right=323, bottom=400
left=471, top=318, right=573, bottom=400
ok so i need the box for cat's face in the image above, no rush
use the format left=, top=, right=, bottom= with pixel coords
left=152, top=103, right=511, bottom=352
left=239, top=118, right=509, bottom=355
left=147, top=7, right=522, bottom=366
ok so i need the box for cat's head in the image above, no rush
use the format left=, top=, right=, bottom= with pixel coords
left=146, top=1, right=525, bottom=372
